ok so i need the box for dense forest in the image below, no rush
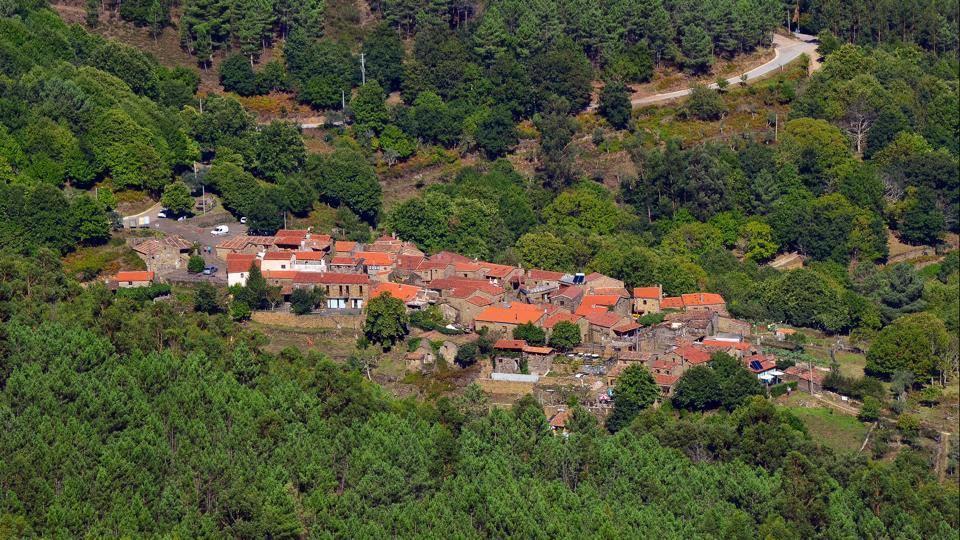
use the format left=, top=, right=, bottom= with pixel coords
left=0, top=0, right=959, bottom=536
left=0, top=251, right=957, bottom=537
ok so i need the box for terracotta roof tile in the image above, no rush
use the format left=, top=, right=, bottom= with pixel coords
left=681, top=292, right=726, bottom=306
left=494, top=339, right=527, bottom=350
left=585, top=311, right=624, bottom=328
left=633, top=286, right=662, bottom=299
left=226, top=253, right=258, bottom=273
left=476, top=303, right=545, bottom=325
left=357, top=251, right=395, bottom=266
left=466, top=295, right=494, bottom=306
left=543, top=312, right=583, bottom=329
left=263, top=251, right=294, bottom=260
left=293, top=251, right=324, bottom=261
left=371, top=282, right=420, bottom=303
left=114, top=271, right=154, bottom=281
left=661, top=296, right=684, bottom=310
left=675, top=345, right=711, bottom=365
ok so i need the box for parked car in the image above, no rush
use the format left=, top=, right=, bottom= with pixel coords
left=211, top=225, right=229, bottom=235
left=202, top=266, right=218, bottom=276
left=239, top=217, right=247, bottom=224
left=156, top=210, right=167, bottom=218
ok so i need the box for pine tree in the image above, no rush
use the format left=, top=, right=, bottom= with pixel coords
left=681, top=24, right=713, bottom=74
left=472, top=7, right=509, bottom=65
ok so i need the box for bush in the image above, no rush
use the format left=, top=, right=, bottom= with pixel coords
left=455, top=342, right=479, bottom=368
left=115, top=283, right=171, bottom=302
left=858, top=396, right=882, bottom=422
left=187, top=255, right=205, bottom=274
left=769, top=383, right=794, bottom=398
left=219, top=54, right=256, bottom=96
left=410, top=305, right=446, bottom=331
left=684, top=85, right=726, bottom=121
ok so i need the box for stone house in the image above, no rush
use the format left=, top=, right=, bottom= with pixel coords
left=131, top=235, right=192, bottom=273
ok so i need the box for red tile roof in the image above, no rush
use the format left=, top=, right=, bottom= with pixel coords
left=334, top=241, right=357, bottom=252
left=701, top=340, right=751, bottom=351
left=416, top=260, right=451, bottom=271
left=676, top=345, right=711, bottom=365
left=494, top=339, right=527, bottom=350
left=661, top=296, right=684, bottom=310
left=371, top=282, right=420, bottom=303
left=552, top=285, right=584, bottom=300
left=330, top=256, right=359, bottom=266
left=115, top=271, right=154, bottom=282
left=466, top=295, right=494, bottom=307
left=785, top=365, right=828, bottom=384
left=293, top=251, right=324, bottom=261
left=584, top=311, right=624, bottom=328
left=453, top=261, right=482, bottom=272
left=654, top=373, right=680, bottom=387
left=274, top=231, right=308, bottom=246
left=633, top=286, right=662, bottom=299
left=523, top=345, right=553, bottom=355
left=215, top=235, right=274, bottom=250
left=429, top=277, right=503, bottom=297
left=263, top=251, right=294, bottom=260
left=397, top=254, right=425, bottom=271
left=574, top=294, right=621, bottom=317
left=357, top=251, right=395, bottom=266
left=549, top=409, right=571, bottom=429
left=650, top=358, right=679, bottom=370
left=543, top=312, right=583, bottom=329
left=584, top=272, right=607, bottom=282
left=481, top=262, right=516, bottom=279
left=612, top=320, right=641, bottom=333
left=226, top=253, right=258, bottom=273
left=592, top=287, right=630, bottom=297
left=681, top=292, right=726, bottom=306
left=476, top=303, right=545, bottom=325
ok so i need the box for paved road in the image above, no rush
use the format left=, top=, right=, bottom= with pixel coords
left=588, top=32, right=819, bottom=110
left=124, top=202, right=246, bottom=280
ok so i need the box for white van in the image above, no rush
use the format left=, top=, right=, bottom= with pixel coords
left=211, top=225, right=230, bottom=236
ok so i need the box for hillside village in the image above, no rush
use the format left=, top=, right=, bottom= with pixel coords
left=113, top=227, right=826, bottom=408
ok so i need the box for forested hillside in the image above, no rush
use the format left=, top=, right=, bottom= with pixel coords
left=1, top=0, right=959, bottom=536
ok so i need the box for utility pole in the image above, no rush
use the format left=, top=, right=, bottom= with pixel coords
left=360, top=52, right=366, bottom=85
left=341, top=89, right=346, bottom=111
left=774, top=113, right=779, bottom=142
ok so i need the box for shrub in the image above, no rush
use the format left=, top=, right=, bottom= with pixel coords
left=455, top=342, right=479, bottom=368
left=858, top=396, right=882, bottom=422
left=187, top=255, right=205, bottom=274
left=115, top=283, right=171, bottom=302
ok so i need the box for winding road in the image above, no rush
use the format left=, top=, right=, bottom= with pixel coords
left=589, top=32, right=819, bottom=110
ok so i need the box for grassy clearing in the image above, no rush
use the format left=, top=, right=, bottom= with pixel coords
left=779, top=393, right=869, bottom=453
left=62, top=237, right=145, bottom=281
left=248, top=320, right=360, bottom=359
